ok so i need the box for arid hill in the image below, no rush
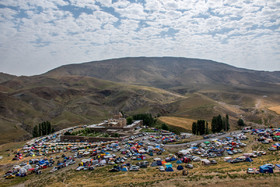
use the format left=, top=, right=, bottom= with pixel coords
left=0, top=57, right=280, bottom=144
left=46, top=57, right=280, bottom=94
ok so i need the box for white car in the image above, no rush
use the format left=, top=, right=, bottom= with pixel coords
left=247, top=168, right=255, bottom=174
left=158, top=166, right=165, bottom=172
left=76, top=166, right=85, bottom=171
left=130, top=165, right=139, bottom=171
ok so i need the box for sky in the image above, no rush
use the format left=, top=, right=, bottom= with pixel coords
left=0, top=0, right=279, bottom=76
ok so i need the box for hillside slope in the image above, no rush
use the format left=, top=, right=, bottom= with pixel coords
left=45, top=57, right=280, bottom=94
left=0, top=75, right=182, bottom=144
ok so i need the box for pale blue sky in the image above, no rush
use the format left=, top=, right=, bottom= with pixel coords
left=0, top=0, right=279, bottom=75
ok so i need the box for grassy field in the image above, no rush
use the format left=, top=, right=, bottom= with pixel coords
left=158, top=116, right=196, bottom=131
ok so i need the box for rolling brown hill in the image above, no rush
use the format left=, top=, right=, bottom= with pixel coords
left=45, top=57, right=280, bottom=94
left=1, top=57, right=280, bottom=144
left=0, top=75, right=182, bottom=144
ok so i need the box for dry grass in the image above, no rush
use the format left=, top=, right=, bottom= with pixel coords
left=268, top=105, right=280, bottom=115
left=159, top=116, right=196, bottom=131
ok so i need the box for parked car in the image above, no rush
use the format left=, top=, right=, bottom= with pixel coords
left=130, top=165, right=139, bottom=171
left=158, top=166, right=165, bottom=172
left=210, top=160, right=217, bottom=164
left=76, top=166, right=85, bottom=171
left=186, top=164, right=193, bottom=169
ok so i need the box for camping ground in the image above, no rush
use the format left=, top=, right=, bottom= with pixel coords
left=1, top=132, right=280, bottom=187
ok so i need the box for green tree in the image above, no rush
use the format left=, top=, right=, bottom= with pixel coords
left=161, top=123, right=169, bottom=130
left=46, top=121, right=51, bottom=134
left=211, top=116, right=217, bottom=133
left=237, top=118, right=245, bottom=127
left=32, top=125, right=38, bottom=137
left=38, top=123, right=42, bottom=136
left=132, top=113, right=155, bottom=126
left=64, top=131, right=71, bottom=135
left=225, top=114, right=230, bottom=131
left=126, top=117, right=133, bottom=125
left=205, top=122, right=209, bottom=134
left=192, top=122, right=197, bottom=135
left=197, top=120, right=205, bottom=135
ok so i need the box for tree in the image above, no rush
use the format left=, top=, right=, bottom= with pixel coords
left=32, top=125, right=38, bottom=137
left=205, top=122, right=209, bottom=134
left=64, top=131, right=71, bottom=136
left=192, top=122, right=197, bottom=135
left=38, top=123, right=42, bottom=136
left=225, top=114, right=230, bottom=131
left=126, top=117, right=133, bottom=125
left=161, top=123, right=169, bottom=130
left=211, top=116, right=217, bottom=133
left=46, top=121, right=51, bottom=134
left=237, top=118, right=245, bottom=127
left=197, top=120, right=205, bottom=135
left=132, top=113, right=155, bottom=126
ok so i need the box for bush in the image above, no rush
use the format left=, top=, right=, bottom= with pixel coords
left=64, top=131, right=72, bottom=136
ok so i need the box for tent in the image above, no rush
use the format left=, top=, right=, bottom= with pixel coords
left=151, top=162, right=158, bottom=167
left=170, top=157, right=177, bottom=161
left=201, top=159, right=211, bottom=165
left=165, top=163, right=172, bottom=168
left=245, top=157, right=253, bottom=162
left=157, top=161, right=162, bottom=166
left=165, top=167, right=174, bottom=172
left=259, top=165, right=273, bottom=173
left=121, top=167, right=128, bottom=172
left=177, top=165, right=184, bottom=170
left=182, top=157, right=191, bottom=163
left=176, top=160, right=182, bottom=164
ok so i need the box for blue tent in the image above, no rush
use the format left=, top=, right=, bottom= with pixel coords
left=170, top=157, right=177, bottom=161
left=176, top=160, right=182, bottom=164
left=177, top=165, right=184, bottom=170
left=259, top=165, right=273, bottom=173
left=245, top=158, right=253, bottom=162
left=157, top=161, right=162, bottom=166
left=165, top=167, right=174, bottom=172
left=121, top=167, right=128, bottom=172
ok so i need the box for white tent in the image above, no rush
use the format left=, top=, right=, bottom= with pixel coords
left=19, top=168, right=27, bottom=174
left=201, top=159, right=210, bottom=165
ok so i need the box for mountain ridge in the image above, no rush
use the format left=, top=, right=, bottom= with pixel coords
left=45, top=57, right=280, bottom=93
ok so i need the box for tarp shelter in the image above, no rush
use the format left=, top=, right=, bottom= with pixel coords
left=177, top=165, right=184, bottom=170
left=165, top=167, right=174, bottom=172
left=259, top=165, right=273, bottom=173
